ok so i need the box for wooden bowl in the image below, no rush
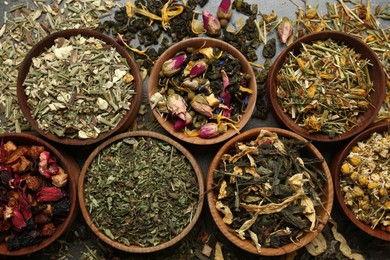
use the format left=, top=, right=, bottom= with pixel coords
left=267, top=31, right=385, bottom=142
left=331, top=122, right=390, bottom=241
left=0, top=133, right=79, bottom=256
left=78, top=131, right=204, bottom=253
left=17, top=29, right=142, bottom=146
left=148, top=37, right=257, bottom=145
left=207, top=127, right=334, bottom=256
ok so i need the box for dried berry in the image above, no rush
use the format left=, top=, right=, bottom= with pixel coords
left=53, top=198, right=71, bottom=218
left=41, top=223, right=56, bottom=237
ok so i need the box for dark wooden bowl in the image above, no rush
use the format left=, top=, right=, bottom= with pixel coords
left=267, top=31, right=385, bottom=142
left=331, top=122, right=390, bottom=241
left=17, top=29, right=142, bottom=146
left=0, top=133, right=79, bottom=256
left=78, top=131, right=204, bottom=253
left=148, top=37, right=257, bottom=145
left=207, top=127, right=334, bottom=256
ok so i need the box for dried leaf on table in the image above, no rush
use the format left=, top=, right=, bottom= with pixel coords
left=214, top=242, right=224, bottom=260
left=330, top=219, right=365, bottom=260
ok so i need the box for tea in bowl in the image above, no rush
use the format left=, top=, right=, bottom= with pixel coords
left=17, top=29, right=142, bottom=146
left=148, top=37, right=257, bottom=145
left=331, top=122, right=390, bottom=241
left=0, top=133, right=79, bottom=256
left=207, top=127, right=333, bottom=255
left=267, top=31, right=385, bottom=142
left=78, top=131, right=204, bottom=253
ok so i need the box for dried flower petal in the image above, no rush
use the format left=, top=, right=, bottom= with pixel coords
left=36, top=187, right=65, bottom=202
left=11, top=210, right=26, bottom=230
left=277, top=17, right=293, bottom=44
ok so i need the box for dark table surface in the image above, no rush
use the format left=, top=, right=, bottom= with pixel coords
left=0, top=0, right=389, bottom=259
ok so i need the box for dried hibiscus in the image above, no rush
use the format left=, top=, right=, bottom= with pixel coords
left=0, top=139, right=71, bottom=251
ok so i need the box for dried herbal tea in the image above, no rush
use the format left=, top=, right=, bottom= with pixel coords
left=276, top=38, right=373, bottom=137
left=213, top=129, right=328, bottom=252
left=289, top=1, right=390, bottom=122
left=0, top=0, right=119, bottom=134
left=0, top=139, right=71, bottom=251
left=340, top=130, right=390, bottom=232
left=23, top=34, right=136, bottom=139
left=84, top=136, right=200, bottom=247
left=150, top=47, right=253, bottom=139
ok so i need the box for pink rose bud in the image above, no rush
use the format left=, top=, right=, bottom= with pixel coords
left=167, top=93, right=189, bottom=121
left=217, top=0, right=232, bottom=27
left=199, top=123, right=227, bottom=138
left=190, top=59, right=208, bottom=78
left=37, top=187, right=65, bottom=202
left=161, top=54, right=187, bottom=77
left=277, top=17, right=293, bottom=44
left=190, top=95, right=214, bottom=118
left=202, top=10, right=221, bottom=36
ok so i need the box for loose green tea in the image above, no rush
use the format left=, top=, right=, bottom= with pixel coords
left=24, top=34, right=136, bottom=139
left=276, top=38, right=373, bottom=137
left=0, top=139, right=71, bottom=251
left=340, top=130, right=390, bottom=232
left=0, top=0, right=118, bottom=134
left=150, top=46, right=253, bottom=139
left=212, top=129, right=328, bottom=252
left=84, top=136, right=200, bottom=247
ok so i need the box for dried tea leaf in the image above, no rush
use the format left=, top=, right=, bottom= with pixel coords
left=248, top=230, right=262, bottom=253
left=305, top=232, right=327, bottom=256
left=216, top=201, right=233, bottom=224
left=330, top=219, right=365, bottom=260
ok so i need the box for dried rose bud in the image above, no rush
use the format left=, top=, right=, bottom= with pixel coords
left=199, top=123, right=227, bottom=138
left=51, top=167, right=68, bottom=188
left=11, top=209, right=26, bottom=230
left=202, top=10, right=221, bottom=36
left=25, top=175, right=41, bottom=191
left=190, top=95, right=214, bottom=118
left=182, top=78, right=200, bottom=90
left=277, top=17, right=293, bottom=44
left=190, top=59, right=208, bottom=78
left=36, top=187, right=65, bottom=202
left=161, top=54, right=187, bottom=77
left=173, top=115, right=192, bottom=131
left=167, top=93, right=190, bottom=122
left=34, top=213, right=51, bottom=224
left=41, top=223, right=56, bottom=237
left=217, top=0, right=232, bottom=27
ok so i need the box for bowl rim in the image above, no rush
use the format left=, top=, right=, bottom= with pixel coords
left=206, top=127, right=334, bottom=255
left=147, top=37, right=257, bottom=145
left=0, top=132, right=79, bottom=256
left=16, top=28, right=143, bottom=146
left=266, top=31, right=386, bottom=143
left=331, top=121, right=390, bottom=241
left=78, top=130, right=205, bottom=253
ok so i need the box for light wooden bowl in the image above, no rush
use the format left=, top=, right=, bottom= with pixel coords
left=331, top=122, right=390, bottom=241
left=148, top=37, right=257, bottom=145
left=207, top=127, right=334, bottom=255
left=78, top=131, right=204, bottom=253
left=267, top=31, right=385, bottom=142
left=0, top=133, right=79, bottom=256
left=17, top=29, right=142, bottom=146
